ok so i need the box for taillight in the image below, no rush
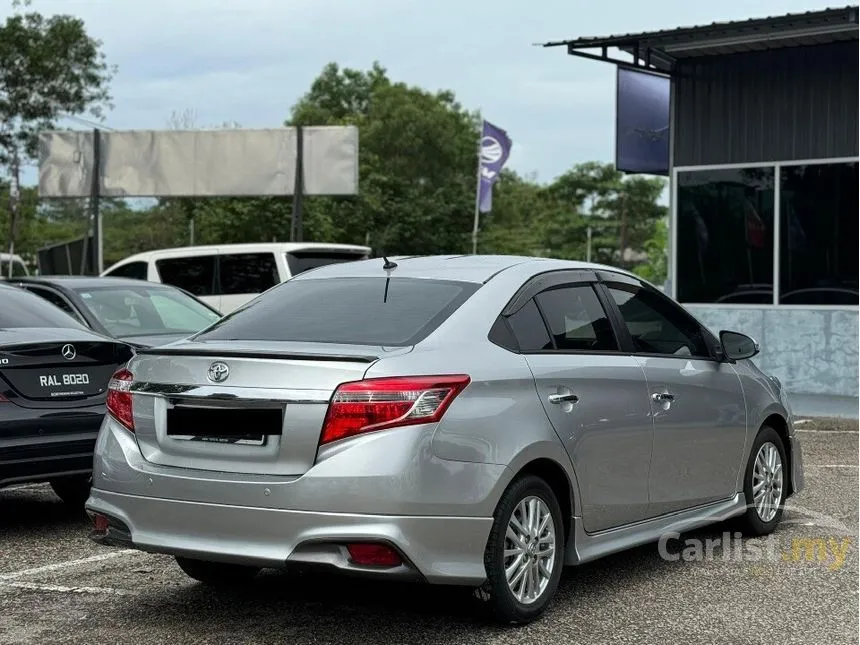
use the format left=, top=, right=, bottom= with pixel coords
left=106, top=368, right=134, bottom=432
left=319, top=374, right=471, bottom=446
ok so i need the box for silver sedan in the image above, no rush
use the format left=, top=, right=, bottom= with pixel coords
left=86, top=255, right=804, bottom=624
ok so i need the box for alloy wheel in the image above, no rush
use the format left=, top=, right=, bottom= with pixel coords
left=752, top=441, right=784, bottom=523
left=503, top=496, right=557, bottom=605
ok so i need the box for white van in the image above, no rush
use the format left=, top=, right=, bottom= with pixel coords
left=0, top=252, right=29, bottom=278
left=101, top=243, right=371, bottom=313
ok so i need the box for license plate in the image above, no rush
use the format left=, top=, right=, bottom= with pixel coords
left=171, top=434, right=267, bottom=446
left=38, top=371, right=91, bottom=397
left=166, top=406, right=282, bottom=446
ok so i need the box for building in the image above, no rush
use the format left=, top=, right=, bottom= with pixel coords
left=545, top=7, right=859, bottom=416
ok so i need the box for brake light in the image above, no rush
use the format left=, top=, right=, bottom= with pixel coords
left=106, top=368, right=134, bottom=432
left=319, top=374, right=471, bottom=446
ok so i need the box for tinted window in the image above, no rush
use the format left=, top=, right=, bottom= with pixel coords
left=23, top=287, right=84, bottom=322
left=285, top=251, right=367, bottom=276
left=196, top=277, right=478, bottom=346
left=535, top=286, right=617, bottom=352
left=0, top=259, right=28, bottom=277
left=155, top=256, right=216, bottom=297
left=0, top=287, right=84, bottom=328
left=506, top=299, right=552, bottom=351
left=676, top=167, right=775, bottom=304
left=609, top=287, right=710, bottom=358
left=105, top=261, right=148, bottom=280
left=218, top=253, right=279, bottom=295
left=779, top=162, right=858, bottom=305
left=76, top=285, right=221, bottom=339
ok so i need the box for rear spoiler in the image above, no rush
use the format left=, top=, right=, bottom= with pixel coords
left=135, top=347, right=379, bottom=363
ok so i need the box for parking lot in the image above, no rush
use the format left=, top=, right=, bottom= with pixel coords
left=1, top=418, right=857, bottom=645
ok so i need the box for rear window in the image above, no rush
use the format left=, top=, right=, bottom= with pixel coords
left=195, top=277, right=479, bottom=346
left=0, top=287, right=84, bottom=329
left=156, top=256, right=216, bottom=297
left=285, top=251, right=367, bottom=276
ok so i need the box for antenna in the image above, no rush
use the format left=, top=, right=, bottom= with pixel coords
left=382, top=255, right=398, bottom=270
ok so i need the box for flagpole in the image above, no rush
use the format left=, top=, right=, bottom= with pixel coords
left=471, top=118, right=482, bottom=255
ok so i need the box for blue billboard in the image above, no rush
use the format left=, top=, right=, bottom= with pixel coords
left=616, top=67, right=671, bottom=176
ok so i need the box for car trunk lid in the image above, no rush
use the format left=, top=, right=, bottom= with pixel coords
left=126, top=341, right=411, bottom=475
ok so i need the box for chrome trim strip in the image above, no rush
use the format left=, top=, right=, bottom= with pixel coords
left=129, top=382, right=331, bottom=404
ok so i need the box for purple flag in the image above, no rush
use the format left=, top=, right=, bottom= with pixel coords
left=477, top=120, right=512, bottom=214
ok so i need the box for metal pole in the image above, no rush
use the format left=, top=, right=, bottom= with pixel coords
left=290, top=126, right=304, bottom=243
left=586, top=226, right=592, bottom=263
left=80, top=128, right=101, bottom=275
left=6, top=150, right=20, bottom=279
left=471, top=121, right=483, bottom=255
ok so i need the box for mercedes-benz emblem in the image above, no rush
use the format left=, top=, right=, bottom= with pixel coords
left=207, top=361, right=229, bottom=383
left=61, top=344, right=76, bottom=361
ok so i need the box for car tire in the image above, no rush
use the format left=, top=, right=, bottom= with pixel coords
left=49, top=475, right=92, bottom=507
left=736, top=425, right=787, bottom=536
left=475, top=474, right=565, bottom=625
left=174, top=556, right=261, bottom=586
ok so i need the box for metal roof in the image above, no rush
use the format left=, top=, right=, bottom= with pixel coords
left=543, top=6, right=859, bottom=73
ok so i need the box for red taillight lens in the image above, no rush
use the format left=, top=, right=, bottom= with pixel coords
left=319, top=374, right=471, bottom=446
left=346, top=543, right=402, bottom=567
left=106, top=368, right=134, bottom=432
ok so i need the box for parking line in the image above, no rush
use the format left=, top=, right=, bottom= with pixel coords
left=2, top=581, right=138, bottom=596
left=805, top=464, right=858, bottom=469
left=0, top=550, right=139, bottom=582
left=795, top=429, right=858, bottom=434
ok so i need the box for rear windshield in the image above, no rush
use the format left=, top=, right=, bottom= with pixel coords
left=0, top=287, right=83, bottom=329
left=195, top=277, right=479, bottom=346
left=285, top=251, right=367, bottom=277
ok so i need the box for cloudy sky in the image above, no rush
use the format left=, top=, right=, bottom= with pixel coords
left=5, top=0, right=840, bottom=187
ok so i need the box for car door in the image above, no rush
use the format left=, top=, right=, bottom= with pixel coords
left=601, top=279, right=747, bottom=517
left=154, top=254, right=220, bottom=311
left=502, top=271, right=654, bottom=533
left=216, top=252, right=279, bottom=314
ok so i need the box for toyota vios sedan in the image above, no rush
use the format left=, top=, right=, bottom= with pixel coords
left=86, top=255, right=804, bottom=624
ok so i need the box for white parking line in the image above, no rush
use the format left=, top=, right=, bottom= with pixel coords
left=2, top=581, right=138, bottom=596
left=805, top=464, right=859, bottom=469
left=795, top=429, right=858, bottom=434
left=0, top=550, right=138, bottom=582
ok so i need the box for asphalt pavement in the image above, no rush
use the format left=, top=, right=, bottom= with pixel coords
left=1, top=418, right=857, bottom=645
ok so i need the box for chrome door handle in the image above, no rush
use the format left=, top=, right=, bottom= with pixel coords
left=548, top=393, right=579, bottom=405
left=652, top=392, right=675, bottom=403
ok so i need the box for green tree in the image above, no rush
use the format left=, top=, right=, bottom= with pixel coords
left=0, top=0, right=113, bottom=267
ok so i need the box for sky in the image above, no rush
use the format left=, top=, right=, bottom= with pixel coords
left=4, top=0, right=845, bottom=187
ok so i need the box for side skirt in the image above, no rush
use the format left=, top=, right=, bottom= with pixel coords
left=565, top=493, right=746, bottom=565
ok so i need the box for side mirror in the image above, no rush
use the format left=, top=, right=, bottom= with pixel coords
left=719, top=330, right=760, bottom=362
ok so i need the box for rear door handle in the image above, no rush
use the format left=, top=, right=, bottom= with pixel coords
left=652, top=392, right=675, bottom=403
left=548, top=393, right=579, bottom=404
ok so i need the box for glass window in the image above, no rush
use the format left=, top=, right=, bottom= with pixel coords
left=75, top=285, right=221, bottom=340
left=535, top=286, right=617, bottom=352
left=195, top=277, right=479, bottom=347
left=218, top=253, right=279, bottom=295
left=0, top=259, right=28, bottom=277
left=155, top=256, right=216, bottom=297
left=285, top=250, right=368, bottom=276
left=23, top=287, right=85, bottom=323
left=506, top=299, right=553, bottom=351
left=105, top=261, right=148, bottom=281
left=676, top=168, right=775, bottom=304
left=609, top=286, right=710, bottom=358
left=0, top=286, right=84, bottom=328
left=779, top=162, right=859, bottom=305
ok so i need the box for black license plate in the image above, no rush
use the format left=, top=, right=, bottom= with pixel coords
left=7, top=367, right=107, bottom=399
left=166, top=406, right=283, bottom=446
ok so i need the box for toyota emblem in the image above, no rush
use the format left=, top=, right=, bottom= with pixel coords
left=207, top=361, right=230, bottom=383
left=61, top=344, right=76, bottom=361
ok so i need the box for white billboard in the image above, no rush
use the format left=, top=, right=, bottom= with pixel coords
left=37, top=126, right=359, bottom=198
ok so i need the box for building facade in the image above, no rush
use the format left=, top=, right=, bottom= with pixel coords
left=547, top=8, right=859, bottom=409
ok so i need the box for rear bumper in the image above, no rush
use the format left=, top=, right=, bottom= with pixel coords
left=86, top=488, right=492, bottom=585
left=0, top=405, right=103, bottom=486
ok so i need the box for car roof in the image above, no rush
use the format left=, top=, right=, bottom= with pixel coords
left=104, top=242, right=372, bottom=266
left=15, top=276, right=176, bottom=289
left=291, top=254, right=639, bottom=284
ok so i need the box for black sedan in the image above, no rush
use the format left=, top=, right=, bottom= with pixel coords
left=13, top=276, right=222, bottom=349
left=0, top=283, right=134, bottom=504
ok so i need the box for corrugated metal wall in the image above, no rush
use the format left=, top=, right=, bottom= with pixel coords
left=673, top=41, right=859, bottom=167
